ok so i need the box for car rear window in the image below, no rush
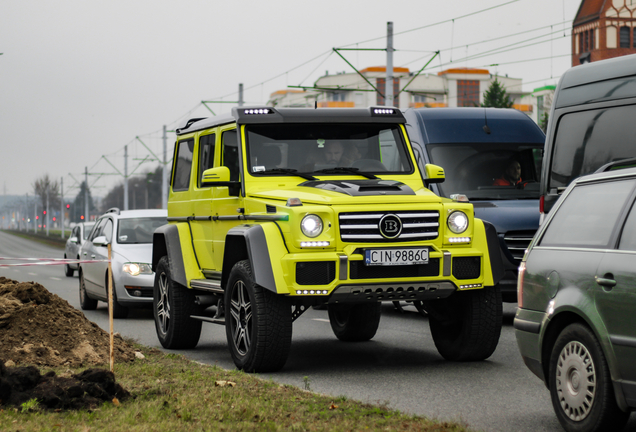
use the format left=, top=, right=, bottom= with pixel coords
left=540, top=179, right=636, bottom=248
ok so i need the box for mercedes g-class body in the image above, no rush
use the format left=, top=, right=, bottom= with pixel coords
left=152, top=106, right=504, bottom=372
left=404, top=108, right=545, bottom=302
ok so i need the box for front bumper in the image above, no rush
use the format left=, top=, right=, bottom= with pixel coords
left=514, top=307, right=547, bottom=382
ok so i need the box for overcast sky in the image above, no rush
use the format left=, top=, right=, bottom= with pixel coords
left=0, top=0, right=580, bottom=200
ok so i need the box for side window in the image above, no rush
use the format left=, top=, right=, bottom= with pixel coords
left=89, top=218, right=106, bottom=241
left=222, top=130, right=239, bottom=181
left=540, top=179, right=636, bottom=248
left=172, top=139, right=194, bottom=191
left=198, top=133, right=216, bottom=187
left=103, top=219, right=114, bottom=243
left=619, top=201, right=636, bottom=251
left=550, top=105, right=636, bottom=190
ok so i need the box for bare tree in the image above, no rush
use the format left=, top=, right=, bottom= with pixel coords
left=32, top=174, right=60, bottom=213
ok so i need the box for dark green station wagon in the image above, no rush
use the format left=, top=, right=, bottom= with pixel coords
left=515, top=164, right=636, bottom=432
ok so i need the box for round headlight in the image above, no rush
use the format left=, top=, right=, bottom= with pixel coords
left=301, top=214, right=323, bottom=238
left=448, top=211, right=468, bottom=234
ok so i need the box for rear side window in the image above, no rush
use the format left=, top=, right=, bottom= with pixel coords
left=540, top=179, right=636, bottom=248
left=550, top=105, right=636, bottom=190
left=172, top=139, right=194, bottom=191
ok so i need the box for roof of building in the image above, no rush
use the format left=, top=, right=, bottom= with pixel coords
left=359, top=66, right=410, bottom=74
left=573, top=0, right=607, bottom=26
left=437, top=68, right=490, bottom=76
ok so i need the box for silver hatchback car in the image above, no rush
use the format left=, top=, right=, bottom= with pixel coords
left=64, top=222, right=95, bottom=277
left=79, top=208, right=167, bottom=318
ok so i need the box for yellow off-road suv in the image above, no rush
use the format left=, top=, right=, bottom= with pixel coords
left=152, top=106, right=504, bottom=372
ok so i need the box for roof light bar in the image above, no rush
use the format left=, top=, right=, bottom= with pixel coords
left=374, top=108, right=395, bottom=115
left=244, top=108, right=272, bottom=115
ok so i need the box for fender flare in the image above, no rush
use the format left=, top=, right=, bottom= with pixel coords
left=222, top=224, right=276, bottom=292
left=152, top=224, right=188, bottom=288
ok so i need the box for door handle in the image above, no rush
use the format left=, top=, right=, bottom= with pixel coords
left=595, top=274, right=616, bottom=288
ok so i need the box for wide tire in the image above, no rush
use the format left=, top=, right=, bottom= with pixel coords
left=328, top=303, right=381, bottom=342
left=153, top=256, right=202, bottom=349
left=78, top=269, right=98, bottom=310
left=225, top=260, right=292, bottom=372
left=109, top=279, right=129, bottom=319
left=549, top=323, right=630, bottom=432
left=64, top=254, right=74, bottom=277
left=429, top=285, right=502, bottom=361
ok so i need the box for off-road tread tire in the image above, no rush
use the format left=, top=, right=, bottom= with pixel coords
left=328, top=303, right=382, bottom=342
left=154, top=256, right=202, bottom=349
left=429, top=285, right=502, bottom=361
left=549, top=323, right=630, bottom=432
left=79, top=270, right=98, bottom=310
left=225, top=260, right=292, bottom=373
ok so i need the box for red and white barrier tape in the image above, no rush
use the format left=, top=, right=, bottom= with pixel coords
left=0, top=257, right=109, bottom=267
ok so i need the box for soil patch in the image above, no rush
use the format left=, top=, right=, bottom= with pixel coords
left=0, top=277, right=137, bottom=410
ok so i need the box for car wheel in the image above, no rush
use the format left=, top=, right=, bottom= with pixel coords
left=153, top=256, right=202, bottom=349
left=79, top=269, right=98, bottom=310
left=549, top=323, right=630, bottom=432
left=108, top=279, right=129, bottom=319
left=429, top=285, right=502, bottom=361
left=328, top=303, right=381, bottom=342
left=64, top=254, right=74, bottom=277
left=225, top=260, right=291, bottom=372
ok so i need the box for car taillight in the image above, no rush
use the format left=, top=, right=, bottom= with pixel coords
left=517, top=262, right=526, bottom=308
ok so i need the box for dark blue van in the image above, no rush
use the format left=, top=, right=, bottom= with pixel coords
left=403, top=108, right=545, bottom=302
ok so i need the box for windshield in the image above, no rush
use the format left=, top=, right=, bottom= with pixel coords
left=427, top=143, right=543, bottom=200
left=245, top=123, right=413, bottom=178
left=117, top=217, right=166, bottom=244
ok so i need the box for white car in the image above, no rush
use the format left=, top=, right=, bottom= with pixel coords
left=79, top=208, right=167, bottom=318
left=64, top=222, right=95, bottom=277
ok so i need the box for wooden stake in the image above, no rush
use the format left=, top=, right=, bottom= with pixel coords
left=108, top=243, right=114, bottom=373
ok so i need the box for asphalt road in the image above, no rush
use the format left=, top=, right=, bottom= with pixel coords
left=1, top=230, right=634, bottom=432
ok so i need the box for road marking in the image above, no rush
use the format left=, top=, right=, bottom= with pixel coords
left=312, top=318, right=330, bottom=323
left=50, top=277, right=61, bottom=281
left=28, top=272, right=38, bottom=276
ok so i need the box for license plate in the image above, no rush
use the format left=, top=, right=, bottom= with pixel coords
left=364, top=248, right=429, bottom=266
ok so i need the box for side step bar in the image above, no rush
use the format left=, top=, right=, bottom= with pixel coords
left=190, top=278, right=223, bottom=293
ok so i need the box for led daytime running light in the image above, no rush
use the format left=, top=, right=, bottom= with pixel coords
left=300, top=241, right=330, bottom=247
left=295, top=290, right=329, bottom=295
left=449, top=237, right=471, bottom=243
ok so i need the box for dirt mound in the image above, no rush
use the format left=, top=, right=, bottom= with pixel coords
left=0, top=277, right=138, bottom=410
left=0, top=277, right=136, bottom=367
left=0, top=364, right=130, bottom=410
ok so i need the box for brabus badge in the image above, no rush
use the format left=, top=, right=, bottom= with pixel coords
left=379, top=214, right=402, bottom=239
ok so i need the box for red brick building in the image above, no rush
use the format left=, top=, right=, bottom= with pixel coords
left=573, top=0, right=636, bottom=65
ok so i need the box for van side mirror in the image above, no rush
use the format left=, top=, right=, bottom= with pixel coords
left=201, top=166, right=241, bottom=196
left=424, top=164, right=445, bottom=186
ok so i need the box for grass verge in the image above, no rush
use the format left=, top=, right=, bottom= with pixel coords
left=0, top=344, right=472, bottom=432
left=1, top=229, right=66, bottom=249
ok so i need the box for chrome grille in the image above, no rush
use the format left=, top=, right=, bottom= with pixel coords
left=503, top=230, right=536, bottom=262
left=339, top=211, right=439, bottom=243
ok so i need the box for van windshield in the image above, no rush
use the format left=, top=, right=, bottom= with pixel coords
left=427, top=143, right=543, bottom=200
left=245, top=124, right=413, bottom=177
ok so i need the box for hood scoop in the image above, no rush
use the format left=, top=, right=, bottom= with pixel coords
left=299, top=180, right=415, bottom=196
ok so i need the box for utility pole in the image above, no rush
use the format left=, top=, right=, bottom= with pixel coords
left=34, top=198, right=37, bottom=233
left=238, top=83, right=244, bottom=107
left=84, top=167, right=89, bottom=221
left=60, top=177, right=65, bottom=238
left=162, top=125, right=168, bottom=209
left=46, top=189, right=49, bottom=236
left=386, top=22, right=394, bottom=107
left=124, top=145, right=129, bottom=210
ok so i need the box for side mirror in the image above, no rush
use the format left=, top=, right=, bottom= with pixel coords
left=92, top=236, right=109, bottom=247
left=201, top=166, right=241, bottom=196
left=424, top=164, right=445, bottom=186
left=69, top=236, right=79, bottom=244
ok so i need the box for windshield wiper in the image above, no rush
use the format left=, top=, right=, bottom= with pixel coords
left=258, top=168, right=317, bottom=181
left=313, top=167, right=379, bottom=180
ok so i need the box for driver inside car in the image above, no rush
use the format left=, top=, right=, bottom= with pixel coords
left=493, top=159, right=525, bottom=187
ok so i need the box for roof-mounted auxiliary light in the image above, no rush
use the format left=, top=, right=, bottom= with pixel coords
left=373, top=108, right=395, bottom=115
left=244, top=108, right=272, bottom=115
